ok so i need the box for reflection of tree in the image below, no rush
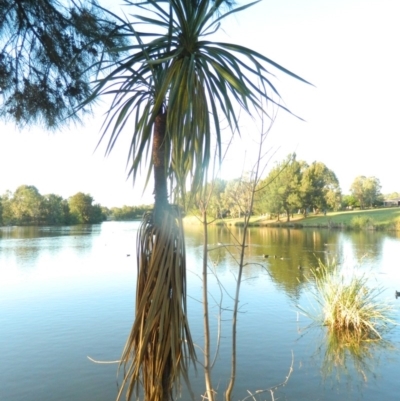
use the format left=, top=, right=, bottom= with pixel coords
left=0, top=225, right=96, bottom=269
left=0, top=225, right=94, bottom=240
left=317, top=328, right=396, bottom=386
left=183, top=224, right=394, bottom=303
left=0, top=226, right=41, bottom=240
left=342, top=231, right=386, bottom=263
left=185, top=225, right=344, bottom=298
left=246, top=228, right=341, bottom=300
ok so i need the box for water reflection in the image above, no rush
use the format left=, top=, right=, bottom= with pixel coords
left=185, top=224, right=400, bottom=303
left=315, top=328, right=397, bottom=389
left=0, top=224, right=98, bottom=239
left=1, top=222, right=399, bottom=401
left=0, top=225, right=102, bottom=287
left=0, top=225, right=98, bottom=263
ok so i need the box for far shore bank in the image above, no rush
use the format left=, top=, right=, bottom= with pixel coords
left=184, top=207, right=400, bottom=231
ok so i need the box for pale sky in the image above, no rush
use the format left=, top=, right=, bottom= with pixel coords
left=1, top=0, right=399, bottom=207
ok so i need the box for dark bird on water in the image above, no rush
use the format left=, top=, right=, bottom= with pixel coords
left=298, top=265, right=302, bottom=270
left=395, top=291, right=400, bottom=299
left=262, top=254, right=269, bottom=258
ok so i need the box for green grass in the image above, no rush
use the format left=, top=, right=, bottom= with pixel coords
left=299, top=207, right=400, bottom=230
left=300, top=260, right=396, bottom=341
left=184, top=207, right=400, bottom=230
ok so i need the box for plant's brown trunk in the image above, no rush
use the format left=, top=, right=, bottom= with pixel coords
left=153, top=111, right=169, bottom=224
left=153, top=110, right=172, bottom=401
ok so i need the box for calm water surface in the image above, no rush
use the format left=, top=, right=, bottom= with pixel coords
left=1, top=222, right=400, bottom=401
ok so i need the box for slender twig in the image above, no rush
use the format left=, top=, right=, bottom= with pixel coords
left=241, top=351, right=294, bottom=401
left=87, top=356, right=120, bottom=364
left=225, top=103, right=278, bottom=401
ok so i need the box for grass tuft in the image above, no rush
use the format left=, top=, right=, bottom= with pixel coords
left=301, top=259, right=396, bottom=341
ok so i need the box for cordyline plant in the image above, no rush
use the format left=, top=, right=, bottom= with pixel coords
left=85, top=0, right=310, bottom=400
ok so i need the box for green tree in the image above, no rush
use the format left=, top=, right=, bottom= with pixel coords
left=0, top=190, right=14, bottom=225
left=61, top=199, right=72, bottom=224
left=41, top=194, right=68, bottom=224
left=68, top=192, right=105, bottom=223
left=256, top=154, right=302, bottom=221
left=300, top=161, right=341, bottom=215
left=0, top=0, right=124, bottom=127
left=386, top=192, right=400, bottom=200
left=350, top=176, right=382, bottom=209
left=350, top=176, right=366, bottom=209
left=86, top=1, right=309, bottom=400
left=363, top=176, right=383, bottom=207
left=204, top=178, right=228, bottom=219
left=110, top=205, right=150, bottom=220
left=221, top=176, right=254, bottom=218
left=10, top=185, right=43, bottom=225
left=90, top=203, right=106, bottom=223
left=342, top=194, right=359, bottom=209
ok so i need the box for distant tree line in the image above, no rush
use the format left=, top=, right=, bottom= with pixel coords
left=0, top=185, right=106, bottom=226
left=0, top=185, right=153, bottom=227
left=195, top=154, right=390, bottom=222
left=108, top=205, right=152, bottom=221
left=1, top=167, right=391, bottom=227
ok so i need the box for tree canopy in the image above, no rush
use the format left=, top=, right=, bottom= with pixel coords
left=350, top=176, right=382, bottom=209
left=253, top=155, right=341, bottom=220
left=0, top=0, right=124, bottom=127
left=255, top=154, right=303, bottom=221
left=299, top=161, right=341, bottom=215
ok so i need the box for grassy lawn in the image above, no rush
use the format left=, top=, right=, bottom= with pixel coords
left=298, top=207, right=400, bottom=229
left=185, top=207, right=400, bottom=230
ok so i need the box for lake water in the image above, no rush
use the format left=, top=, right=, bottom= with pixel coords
left=1, top=221, right=400, bottom=401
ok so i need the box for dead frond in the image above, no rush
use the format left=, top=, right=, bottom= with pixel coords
left=117, top=208, right=196, bottom=401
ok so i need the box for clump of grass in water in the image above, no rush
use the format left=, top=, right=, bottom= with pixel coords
left=300, top=259, right=396, bottom=341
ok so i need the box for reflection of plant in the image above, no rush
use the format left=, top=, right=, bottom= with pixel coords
left=321, top=328, right=394, bottom=383
left=300, top=259, right=396, bottom=340
left=299, top=260, right=397, bottom=386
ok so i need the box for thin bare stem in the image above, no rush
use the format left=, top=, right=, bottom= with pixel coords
left=241, top=351, right=294, bottom=401
left=225, top=107, right=277, bottom=401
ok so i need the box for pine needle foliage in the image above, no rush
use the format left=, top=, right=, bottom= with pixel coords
left=0, top=0, right=124, bottom=127
left=117, top=207, right=195, bottom=401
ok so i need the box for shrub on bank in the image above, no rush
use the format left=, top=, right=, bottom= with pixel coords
left=350, top=216, right=375, bottom=230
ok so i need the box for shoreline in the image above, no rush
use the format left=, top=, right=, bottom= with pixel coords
left=184, top=207, right=400, bottom=231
